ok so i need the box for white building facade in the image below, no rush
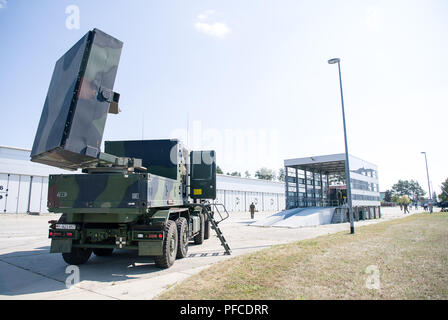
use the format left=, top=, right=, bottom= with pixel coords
left=215, top=175, right=285, bottom=213
left=284, top=153, right=380, bottom=209
left=0, top=146, right=285, bottom=214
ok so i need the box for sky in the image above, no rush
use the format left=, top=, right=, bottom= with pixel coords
left=0, top=0, right=447, bottom=195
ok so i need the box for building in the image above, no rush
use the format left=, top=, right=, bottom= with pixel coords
left=0, top=146, right=285, bottom=214
left=284, top=153, right=380, bottom=222
left=0, top=146, right=69, bottom=214
left=215, top=175, right=284, bottom=213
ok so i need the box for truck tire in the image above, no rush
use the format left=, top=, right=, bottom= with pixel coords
left=204, top=217, right=211, bottom=240
left=194, top=213, right=205, bottom=245
left=154, top=220, right=178, bottom=269
left=62, top=247, right=92, bottom=265
left=176, top=217, right=188, bottom=259
left=93, top=248, right=114, bottom=256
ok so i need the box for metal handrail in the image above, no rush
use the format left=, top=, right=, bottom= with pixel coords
left=210, top=203, right=230, bottom=224
left=190, top=202, right=231, bottom=255
left=288, top=199, right=341, bottom=208
left=191, top=202, right=230, bottom=225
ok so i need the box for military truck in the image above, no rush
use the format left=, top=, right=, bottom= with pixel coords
left=31, top=28, right=230, bottom=268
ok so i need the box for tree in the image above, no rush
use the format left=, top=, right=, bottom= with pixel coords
left=230, top=171, right=241, bottom=177
left=216, top=166, right=223, bottom=174
left=432, top=191, right=438, bottom=202
left=384, top=190, right=392, bottom=202
left=392, top=194, right=410, bottom=205
left=408, top=180, right=426, bottom=201
left=439, top=178, right=448, bottom=202
left=244, top=171, right=251, bottom=178
left=255, top=168, right=275, bottom=181
left=392, top=180, right=411, bottom=197
left=278, top=168, right=285, bottom=182
left=392, top=179, right=425, bottom=201
left=392, top=194, right=400, bottom=203
left=398, top=195, right=411, bottom=205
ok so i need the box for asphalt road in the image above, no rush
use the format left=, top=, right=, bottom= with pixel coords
left=0, top=207, right=423, bottom=299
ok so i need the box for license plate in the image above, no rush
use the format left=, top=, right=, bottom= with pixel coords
left=55, top=224, right=77, bottom=230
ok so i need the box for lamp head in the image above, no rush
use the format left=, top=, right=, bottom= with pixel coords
left=328, top=58, right=340, bottom=65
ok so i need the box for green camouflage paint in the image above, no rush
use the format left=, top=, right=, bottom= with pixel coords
left=31, top=28, right=122, bottom=170
left=48, top=172, right=183, bottom=215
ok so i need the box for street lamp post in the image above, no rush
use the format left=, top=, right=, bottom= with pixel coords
left=328, top=58, right=355, bottom=234
left=421, top=152, right=432, bottom=202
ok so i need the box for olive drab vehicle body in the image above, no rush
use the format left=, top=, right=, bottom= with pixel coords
left=31, top=29, right=230, bottom=268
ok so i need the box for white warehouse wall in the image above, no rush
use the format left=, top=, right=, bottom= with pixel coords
left=215, top=175, right=285, bottom=212
left=0, top=146, right=71, bottom=214
left=0, top=146, right=285, bottom=214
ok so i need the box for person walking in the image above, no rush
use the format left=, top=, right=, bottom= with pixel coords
left=404, top=203, right=409, bottom=214
left=250, top=202, right=256, bottom=219
left=337, top=190, right=343, bottom=206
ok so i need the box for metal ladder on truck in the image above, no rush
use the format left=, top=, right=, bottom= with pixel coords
left=200, top=202, right=231, bottom=255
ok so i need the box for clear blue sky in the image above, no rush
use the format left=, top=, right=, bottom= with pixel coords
left=0, top=0, right=447, bottom=194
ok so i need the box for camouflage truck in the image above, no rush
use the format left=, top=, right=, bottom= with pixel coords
left=31, top=28, right=230, bottom=268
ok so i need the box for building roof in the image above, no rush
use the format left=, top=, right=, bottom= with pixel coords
left=217, top=174, right=284, bottom=193
left=284, top=153, right=346, bottom=174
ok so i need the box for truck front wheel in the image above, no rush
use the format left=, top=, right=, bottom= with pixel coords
left=62, top=247, right=92, bottom=265
left=154, top=220, right=178, bottom=268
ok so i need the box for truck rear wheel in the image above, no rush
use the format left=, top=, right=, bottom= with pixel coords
left=194, top=213, right=205, bottom=245
left=176, top=217, right=188, bottom=259
left=93, top=248, right=114, bottom=256
left=154, top=220, right=178, bottom=269
left=204, top=217, right=211, bottom=240
left=62, top=247, right=92, bottom=265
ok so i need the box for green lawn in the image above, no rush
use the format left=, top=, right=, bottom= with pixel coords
left=157, top=213, right=448, bottom=300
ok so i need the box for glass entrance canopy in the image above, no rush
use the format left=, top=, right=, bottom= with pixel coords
left=284, top=154, right=380, bottom=209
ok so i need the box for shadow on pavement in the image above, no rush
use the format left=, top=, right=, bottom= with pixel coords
left=0, top=245, right=164, bottom=297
